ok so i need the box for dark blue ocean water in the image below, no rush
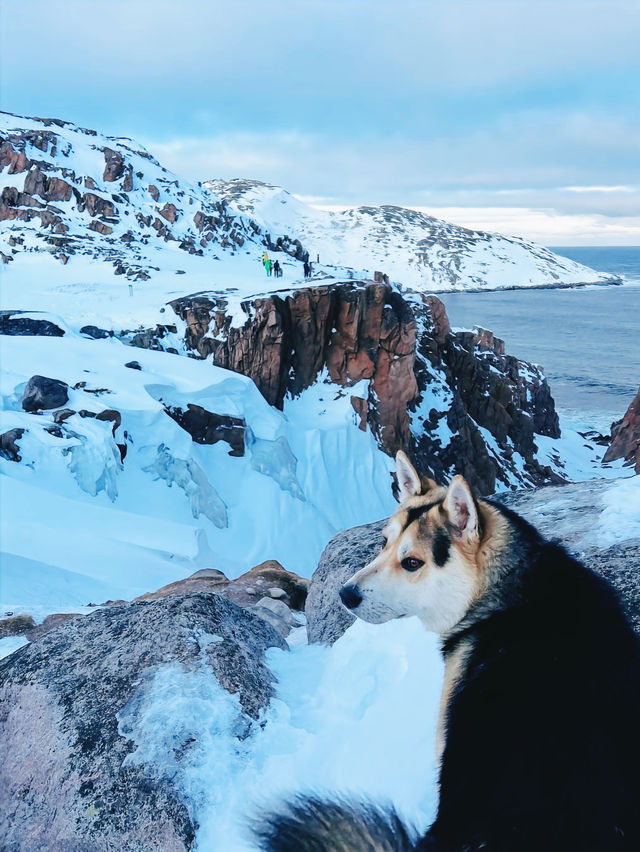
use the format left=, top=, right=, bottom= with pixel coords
left=439, top=248, right=640, bottom=432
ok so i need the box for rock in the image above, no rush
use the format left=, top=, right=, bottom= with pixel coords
left=164, top=404, right=246, bottom=456
left=0, top=311, right=65, bottom=337
left=21, top=375, right=69, bottom=412
left=253, top=597, right=300, bottom=638
left=0, top=614, right=35, bottom=639
left=134, top=569, right=230, bottom=601
left=306, top=519, right=386, bottom=645
left=159, top=203, right=178, bottom=223
left=305, top=480, right=640, bottom=645
left=224, top=560, right=309, bottom=611
left=27, top=613, right=79, bottom=641
left=603, top=387, right=640, bottom=473
left=0, top=428, right=26, bottom=462
left=0, top=593, right=285, bottom=849
left=52, top=408, right=75, bottom=424
left=124, top=360, right=142, bottom=370
left=102, top=147, right=125, bottom=182
left=80, top=325, right=113, bottom=339
left=88, top=220, right=113, bottom=235
left=148, top=184, right=160, bottom=202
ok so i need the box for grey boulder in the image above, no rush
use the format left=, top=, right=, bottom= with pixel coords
left=21, top=375, right=69, bottom=412
left=0, top=592, right=285, bottom=851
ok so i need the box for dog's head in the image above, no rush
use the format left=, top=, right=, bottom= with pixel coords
left=339, top=452, right=492, bottom=635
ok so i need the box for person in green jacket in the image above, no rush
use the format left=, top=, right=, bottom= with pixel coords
left=265, top=257, right=272, bottom=276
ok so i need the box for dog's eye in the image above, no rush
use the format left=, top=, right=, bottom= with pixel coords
left=401, top=557, right=424, bottom=572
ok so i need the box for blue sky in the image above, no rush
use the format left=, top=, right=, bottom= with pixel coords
left=2, top=0, right=639, bottom=243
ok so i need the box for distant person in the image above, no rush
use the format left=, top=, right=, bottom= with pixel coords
left=308, top=261, right=313, bottom=277
left=265, top=257, right=272, bottom=276
left=303, top=260, right=310, bottom=278
left=262, top=251, right=269, bottom=270
left=273, top=259, right=281, bottom=278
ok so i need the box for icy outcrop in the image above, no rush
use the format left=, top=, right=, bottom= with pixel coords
left=247, top=430, right=304, bottom=500
left=143, top=443, right=228, bottom=528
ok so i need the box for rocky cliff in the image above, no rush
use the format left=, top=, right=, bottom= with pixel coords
left=169, top=281, right=562, bottom=494
left=603, top=387, right=640, bottom=473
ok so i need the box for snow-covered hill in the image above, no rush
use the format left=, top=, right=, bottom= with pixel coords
left=205, top=178, right=616, bottom=291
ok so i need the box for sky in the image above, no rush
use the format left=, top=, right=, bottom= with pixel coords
left=1, top=0, right=639, bottom=244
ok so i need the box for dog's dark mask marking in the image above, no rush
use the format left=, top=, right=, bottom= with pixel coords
left=432, top=528, right=450, bottom=567
left=405, top=500, right=442, bottom=529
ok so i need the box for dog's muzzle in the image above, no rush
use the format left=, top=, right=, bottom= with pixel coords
left=339, top=583, right=363, bottom=610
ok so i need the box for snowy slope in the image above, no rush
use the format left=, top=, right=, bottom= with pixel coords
left=204, top=179, right=616, bottom=291
left=0, top=334, right=396, bottom=619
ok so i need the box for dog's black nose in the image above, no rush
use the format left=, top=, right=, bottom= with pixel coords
left=339, top=583, right=363, bottom=610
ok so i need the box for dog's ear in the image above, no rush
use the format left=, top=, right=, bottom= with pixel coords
left=395, top=451, right=422, bottom=502
left=444, top=476, right=479, bottom=543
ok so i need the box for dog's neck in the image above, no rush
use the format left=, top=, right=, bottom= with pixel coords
left=440, top=503, right=537, bottom=652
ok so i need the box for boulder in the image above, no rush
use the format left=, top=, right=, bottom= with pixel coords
left=80, top=325, right=113, bottom=339
left=603, top=387, right=640, bottom=473
left=164, top=404, right=245, bottom=456
left=21, top=375, right=69, bottom=412
left=224, top=560, right=309, bottom=611
left=0, top=593, right=285, bottom=850
left=0, top=311, right=65, bottom=337
left=0, top=614, right=35, bottom=638
left=124, top=360, right=142, bottom=370
left=102, top=147, right=125, bottom=182
left=306, top=519, right=385, bottom=645
left=134, top=568, right=230, bottom=602
left=0, top=428, right=26, bottom=462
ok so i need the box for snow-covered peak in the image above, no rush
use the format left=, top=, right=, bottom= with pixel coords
left=207, top=177, right=617, bottom=291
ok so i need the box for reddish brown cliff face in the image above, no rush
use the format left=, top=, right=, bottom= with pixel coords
left=603, top=388, right=640, bottom=473
left=170, top=281, right=563, bottom=494
left=170, top=282, right=418, bottom=455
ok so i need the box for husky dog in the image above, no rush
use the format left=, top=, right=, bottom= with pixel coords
left=257, top=452, right=640, bottom=851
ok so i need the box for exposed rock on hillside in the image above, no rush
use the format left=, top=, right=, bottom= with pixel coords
left=21, top=374, right=69, bottom=412
left=171, top=282, right=562, bottom=493
left=306, top=478, right=640, bottom=645
left=604, top=387, right=640, bottom=473
left=0, top=593, right=285, bottom=850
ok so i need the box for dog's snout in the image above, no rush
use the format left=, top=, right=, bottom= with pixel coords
left=339, top=583, right=363, bottom=610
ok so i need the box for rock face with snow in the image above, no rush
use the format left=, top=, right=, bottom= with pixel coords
left=603, top=387, right=640, bottom=473
left=0, top=593, right=285, bottom=850
left=171, top=283, right=563, bottom=493
left=306, top=478, right=640, bottom=645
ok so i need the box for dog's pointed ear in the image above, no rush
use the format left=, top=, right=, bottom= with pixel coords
left=395, top=451, right=422, bottom=503
left=444, top=476, right=479, bottom=542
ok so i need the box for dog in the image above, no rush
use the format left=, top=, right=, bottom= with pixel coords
left=257, top=452, right=640, bottom=851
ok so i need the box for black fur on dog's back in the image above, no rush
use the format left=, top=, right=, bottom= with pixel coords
left=258, top=506, right=640, bottom=852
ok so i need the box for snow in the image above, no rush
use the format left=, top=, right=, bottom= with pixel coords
left=597, top=475, right=640, bottom=546
left=0, top=635, right=29, bottom=660
left=119, top=616, right=443, bottom=851
left=0, top=337, right=396, bottom=619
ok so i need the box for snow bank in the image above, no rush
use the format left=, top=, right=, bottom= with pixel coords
left=119, top=616, right=443, bottom=850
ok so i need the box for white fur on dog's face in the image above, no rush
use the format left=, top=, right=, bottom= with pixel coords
left=342, top=453, right=485, bottom=635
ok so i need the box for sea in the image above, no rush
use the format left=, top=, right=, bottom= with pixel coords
left=439, top=247, right=640, bottom=433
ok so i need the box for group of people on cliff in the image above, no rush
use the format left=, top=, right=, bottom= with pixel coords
left=261, top=252, right=282, bottom=278
left=260, top=252, right=316, bottom=279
